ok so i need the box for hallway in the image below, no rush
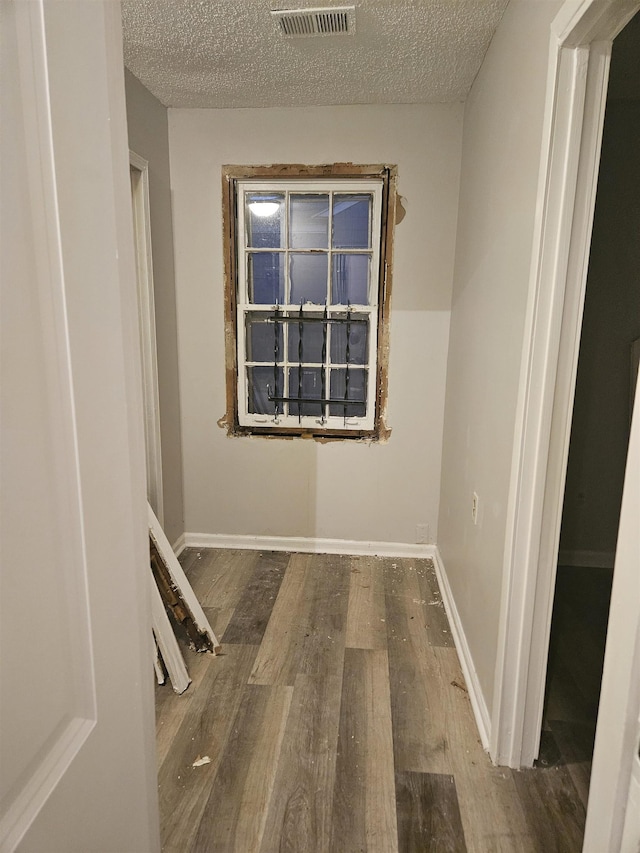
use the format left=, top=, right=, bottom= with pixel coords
left=156, top=550, right=586, bottom=851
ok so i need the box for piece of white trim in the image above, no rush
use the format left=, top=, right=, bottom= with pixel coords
left=182, top=531, right=435, bottom=559
left=130, top=151, right=164, bottom=526
left=153, top=640, right=166, bottom=685
left=150, top=578, right=190, bottom=695
left=557, top=549, right=615, bottom=569
left=148, top=503, right=221, bottom=652
left=432, top=547, right=491, bottom=752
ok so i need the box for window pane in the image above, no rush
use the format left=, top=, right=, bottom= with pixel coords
left=245, top=193, right=284, bottom=248
left=332, top=194, right=371, bottom=249
left=288, top=367, right=324, bottom=417
left=247, top=366, right=283, bottom=415
left=332, top=254, right=370, bottom=305
left=290, top=194, right=329, bottom=249
left=288, top=315, right=325, bottom=364
left=290, top=254, right=328, bottom=305
left=329, top=368, right=367, bottom=417
left=330, top=315, right=368, bottom=365
left=245, top=313, right=283, bottom=363
left=248, top=253, right=285, bottom=304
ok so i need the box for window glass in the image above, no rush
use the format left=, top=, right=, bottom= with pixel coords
left=248, top=253, right=285, bottom=304
left=245, top=313, right=283, bottom=363
left=332, top=194, right=371, bottom=249
left=332, top=254, right=370, bottom=305
left=247, top=366, right=283, bottom=415
left=288, top=367, right=324, bottom=417
left=246, top=193, right=285, bottom=248
left=289, top=194, right=329, bottom=249
left=329, top=368, right=367, bottom=417
left=290, top=254, right=328, bottom=305
left=288, top=315, right=325, bottom=363
left=330, top=315, right=368, bottom=365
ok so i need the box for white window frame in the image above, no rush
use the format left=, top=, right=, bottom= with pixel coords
left=235, top=178, right=384, bottom=434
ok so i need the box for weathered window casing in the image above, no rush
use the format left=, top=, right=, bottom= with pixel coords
left=222, top=164, right=396, bottom=440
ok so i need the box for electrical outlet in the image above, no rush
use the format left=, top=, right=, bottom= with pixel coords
left=416, top=523, right=429, bottom=544
left=472, top=492, right=479, bottom=525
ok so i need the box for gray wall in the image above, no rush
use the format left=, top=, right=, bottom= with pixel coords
left=168, top=104, right=462, bottom=545
left=438, top=0, right=563, bottom=711
left=125, top=69, right=184, bottom=545
left=560, top=96, right=640, bottom=561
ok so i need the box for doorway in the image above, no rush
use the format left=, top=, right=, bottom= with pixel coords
left=541, top=10, right=640, bottom=806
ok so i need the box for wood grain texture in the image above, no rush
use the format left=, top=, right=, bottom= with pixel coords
left=434, top=647, right=535, bottom=853
left=331, top=648, right=398, bottom=853
left=156, top=549, right=590, bottom=852
left=221, top=551, right=290, bottom=645
left=259, top=672, right=343, bottom=853
left=345, top=555, right=387, bottom=650
left=249, top=552, right=311, bottom=686
left=385, top=558, right=451, bottom=774
left=395, top=771, right=467, bottom=853
left=158, top=644, right=259, bottom=852
left=192, top=684, right=293, bottom=852
left=513, top=762, right=586, bottom=853
left=250, top=552, right=350, bottom=686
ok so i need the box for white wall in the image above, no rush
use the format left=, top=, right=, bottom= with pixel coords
left=125, top=70, right=185, bottom=546
left=438, top=0, right=563, bottom=710
left=168, top=104, right=462, bottom=545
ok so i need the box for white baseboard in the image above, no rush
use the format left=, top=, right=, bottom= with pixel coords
left=431, top=546, right=492, bottom=752
left=558, top=549, right=615, bottom=569
left=172, top=533, right=186, bottom=557
left=182, top=531, right=435, bottom=559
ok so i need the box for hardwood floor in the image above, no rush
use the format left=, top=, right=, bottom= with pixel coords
left=156, top=550, right=586, bottom=852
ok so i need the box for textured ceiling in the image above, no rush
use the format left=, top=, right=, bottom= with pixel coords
left=121, top=0, right=510, bottom=109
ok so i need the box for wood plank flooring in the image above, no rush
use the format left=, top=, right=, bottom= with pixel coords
left=156, top=550, right=587, bottom=852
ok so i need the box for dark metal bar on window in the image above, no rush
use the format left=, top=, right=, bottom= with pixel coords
left=268, top=395, right=365, bottom=405
left=344, top=304, right=351, bottom=421
left=273, top=305, right=280, bottom=417
left=321, top=305, right=327, bottom=422
left=297, top=303, right=303, bottom=424
left=265, top=314, right=366, bottom=324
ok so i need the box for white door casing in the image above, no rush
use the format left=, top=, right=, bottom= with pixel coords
left=130, top=151, right=164, bottom=524
left=0, top=1, right=159, bottom=850
left=492, top=0, right=640, bottom=770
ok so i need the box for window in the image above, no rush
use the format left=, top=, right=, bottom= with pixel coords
left=222, top=165, right=395, bottom=439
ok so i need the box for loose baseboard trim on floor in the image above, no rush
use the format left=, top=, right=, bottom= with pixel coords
left=181, top=531, right=435, bottom=560
left=432, top=546, right=492, bottom=753
left=557, top=549, right=615, bottom=569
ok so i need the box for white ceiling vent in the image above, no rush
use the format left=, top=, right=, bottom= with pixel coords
left=271, top=6, right=355, bottom=37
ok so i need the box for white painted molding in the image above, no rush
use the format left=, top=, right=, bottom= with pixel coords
left=130, top=150, right=164, bottom=527
left=182, top=532, right=435, bottom=559
left=148, top=504, right=221, bottom=652
left=432, top=547, right=492, bottom=752
left=150, top=577, right=190, bottom=695
left=172, top=533, right=186, bottom=557
left=558, top=549, right=615, bottom=569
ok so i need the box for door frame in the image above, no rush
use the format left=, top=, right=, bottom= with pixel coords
left=491, top=0, right=640, bottom=769
left=130, top=150, right=164, bottom=524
